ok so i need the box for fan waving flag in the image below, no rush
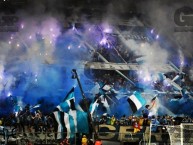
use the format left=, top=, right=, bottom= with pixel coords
left=53, top=87, right=89, bottom=140
left=127, top=91, right=146, bottom=113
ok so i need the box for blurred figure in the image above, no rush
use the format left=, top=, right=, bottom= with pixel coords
left=110, top=115, right=116, bottom=125
left=120, top=115, right=126, bottom=125
left=151, top=116, right=160, bottom=132
left=27, top=139, right=33, bottom=145
left=131, top=116, right=137, bottom=125
left=182, top=116, right=192, bottom=123
left=142, top=105, right=150, bottom=125
left=99, top=115, right=107, bottom=124
left=161, top=126, right=170, bottom=145
left=94, top=138, right=102, bottom=145
left=32, top=112, right=42, bottom=137
left=133, top=121, right=140, bottom=133
left=46, top=115, right=54, bottom=137
left=139, top=116, right=144, bottom=126
left=88, top=138, right=94, bottom=145
left=81, top=135, right=88, bottom=145
left=0, top=118, right=3, bottom=125
left=160, top=116, right=167, bottom=125
left=127, top=116, right=132, bottom=125
left=60, top=138, right=70, bottom=145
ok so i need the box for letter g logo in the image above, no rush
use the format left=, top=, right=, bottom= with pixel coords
left=174, top=6, right=193, bottom=26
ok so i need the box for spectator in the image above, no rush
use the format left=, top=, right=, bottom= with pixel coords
left=182, top=116, right=192, bottom=123
left=110, top=115, right=116, bottom=125
left=139, top=116, right=144, bottom=126
left=94, top=139, right=102, bottom=145
left=160, top=116, right=167, bottom=125
left=60, top=138, right=70, bottom=145
left=127, top=116, right=133, bottom=125
left=88, top=139, right=94, bottom=145
left=81, top=135, right=88, bottom=145
left=142, top=105, right=150, bottom=125
left=33, top=112, right=42, bottom=137
left=161, top=126, right=170, bottom=145
left=133, top=121, right=140, bottom=133
left=151, top=116, right=160, bottom=132
left=120, top=115, right=126, bottom=125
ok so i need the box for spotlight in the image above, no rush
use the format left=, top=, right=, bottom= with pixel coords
left=21, top=24, right=24, bottom=29
left=72, top=24, right=75, bottom=30
left=7, top=92, right=12, bottom=97
left=100, top=37, right=107, bottom=45
left=103, top=28, right=112, bottom=33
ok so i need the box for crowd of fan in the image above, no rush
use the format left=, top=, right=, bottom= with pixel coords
left=0, top=106, right=54, bottom=137
left=94, top=113, right=193, bottom=132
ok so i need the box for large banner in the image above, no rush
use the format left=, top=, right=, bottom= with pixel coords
left=96, top=124, right=168, bottom=143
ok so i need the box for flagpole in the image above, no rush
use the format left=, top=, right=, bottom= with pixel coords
left=72, top=69, right=87, bottom=101
left=72, top=69, right=97, bottom=138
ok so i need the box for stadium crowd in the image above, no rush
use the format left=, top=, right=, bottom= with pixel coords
left=0, top=106, right=193, bottom=135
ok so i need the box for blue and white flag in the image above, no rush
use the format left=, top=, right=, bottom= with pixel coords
left=32, top=104, right=41, bottom=109
left=53, top=88, right=89, bottom=139
left=57, top=88, right=76, bottom=112
left=53, top=110, right=74, bottom=139
left=101, top=97, right=111, bottom=114
left=89, top=99, right=99, bottom=116
left=127, top=91, right=146, bottom=113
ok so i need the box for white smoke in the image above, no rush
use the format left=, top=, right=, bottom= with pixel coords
left=126, top=39, right=168, bottom=65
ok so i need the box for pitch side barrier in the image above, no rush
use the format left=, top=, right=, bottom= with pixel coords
left=0, top=123, right=188, bottom=144
left=96, top=124, right=170, bottom=143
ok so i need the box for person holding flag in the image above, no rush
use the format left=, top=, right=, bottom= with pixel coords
left=142, top=96, right=156, bottom=125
